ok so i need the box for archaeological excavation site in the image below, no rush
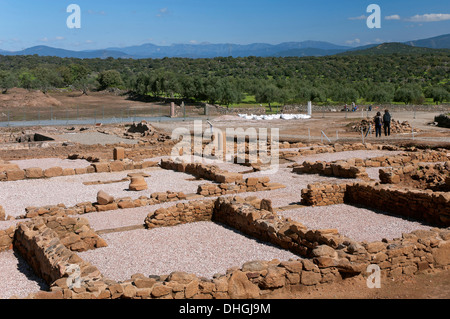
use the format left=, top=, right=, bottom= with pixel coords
left=0, top=117, right=449, bottom=301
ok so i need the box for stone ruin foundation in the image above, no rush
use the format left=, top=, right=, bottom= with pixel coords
left=0, top=141, right=449, bottom=299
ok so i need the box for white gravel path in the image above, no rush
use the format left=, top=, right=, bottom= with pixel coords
left=10, top=158, right=91, bottom=170
left=277, top=204, right=431, bottom=242
left=0, top=169, right=205, bottom=218
left=78, top=221, right=299, bottom=281
left=0, top=250, right=48, bottom=299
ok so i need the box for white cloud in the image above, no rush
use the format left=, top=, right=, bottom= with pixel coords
left=87, top=10, right=106, bottom=15
left=55, top=36, right=65, bottom=41
left=40, top=37, right=49, bottom=42
left=345, top=38, right=361, bottom=45
left=189, top=40, right=198, bottom=44
left=157, top=8, right=170, bottom=17
left=405, top=13, right=450, bottom=22
left=348, top=15, right=366, bottom=20
left=385, top=15, right=401, bottom=20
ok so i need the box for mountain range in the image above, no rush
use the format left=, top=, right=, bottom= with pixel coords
left=0, top=33, right=449, bottom=59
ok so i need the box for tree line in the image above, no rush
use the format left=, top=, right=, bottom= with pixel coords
left=0, top=52, right=449, bottom=106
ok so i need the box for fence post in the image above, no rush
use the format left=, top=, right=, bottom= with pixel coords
left=321, top=131, right=331, bottom=143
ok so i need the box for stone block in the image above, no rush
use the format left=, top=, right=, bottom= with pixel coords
left=25, top=167, right=44, bottom=179
left=113, top=147, right=125, bottom=161
left=44, top=167, right=63, bottom=178
left=6, top=169, right=25, bottom=181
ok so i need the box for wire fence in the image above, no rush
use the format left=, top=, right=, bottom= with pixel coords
left=0, top=104, right=211, bottom=127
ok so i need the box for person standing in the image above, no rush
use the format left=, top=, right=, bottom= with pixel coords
left=374, top=112, right=383, bottom=138
left=383, top=109, right=391, bottom=136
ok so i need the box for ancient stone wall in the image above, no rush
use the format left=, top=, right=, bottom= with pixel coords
left=145, top=200, right=215, bottom=229
left=299, top=181, right=450, bottom=227
left=0, top=160, right=158, bottom=182
left=13, top=219, right=103, bottom=287
left=300, top=183, right=350, bottom=206
left=346, top=182, right=450, bottom=227
left=16, top=196, right=450, bottom=299
left=0, top=226, right=14, bottom=252
left=379, top=162, right=450, bottom=191
left=197, top=177, right=285, bottom=197
left=161, top=159, right=244, bottom=184
left=293, top=161, right=369, bottom=180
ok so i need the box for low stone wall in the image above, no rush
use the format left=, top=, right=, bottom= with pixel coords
left=4, top=216, right=107, bottom=253
left=144, top=197, right=274, bottom=230
left=161, top=159, right=244, bottom=184
left=379, top=162, right=450, bottom=191
left=13, top=219, right=104, bottom=288
left=209, top=105, right=267, bottom=115
left=0, top=160, right=159, bottom=182
left=145, top=200, right=215, bottom=229
left=301, top=183, right=350, bottom=206
left=281, top=142, right=382, bottom=158
left=0, top=226, right=15, bottom=252
left=39, top=216, right=108, bottom=252
left=22, top=190, right=190, bottom=219
left=346, top=182, right=450, bottom=227
left=293, top=161, right=370, bottom=180
left=292, top=150, right=449, bottom=181
left=197, top=177, right=285, bottom=197
left=299, top=181, right=450, bottom=227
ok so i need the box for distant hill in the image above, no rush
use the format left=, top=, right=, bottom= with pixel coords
left=0, top=45, right=133, bottom=59
left=106, top=41, right=351, bottom=58
left=0, top=33, right=449, bottom=59
left=340, top=42, right=450, bottom=56
left=274, top=48, right=347, bottom=57
left=405, top=34, right=450, bottom=49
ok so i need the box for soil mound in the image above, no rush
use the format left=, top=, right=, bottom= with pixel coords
left=0, top=88, right=62, bottom=108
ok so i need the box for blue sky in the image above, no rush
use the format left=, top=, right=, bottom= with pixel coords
left=0, top=0, right=449, bottom=51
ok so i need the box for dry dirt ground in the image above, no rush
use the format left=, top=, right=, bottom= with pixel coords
left=289, top=269, right=450, bottom=299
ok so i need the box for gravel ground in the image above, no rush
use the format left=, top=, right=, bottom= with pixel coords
left=0, top=219, right=22, bottom=231
left=0, top=168, right=205, bottom=218
left=79, top=221, right=299, bottom=281
left=60, top=132, right=138, bottom=145
left=277, top=204, right=432, bottom=242
left=365, top=167, right=383, bottom=181
left=0, top=250, right=48, bottom=299
left=10, top=158, right=91, bottom=170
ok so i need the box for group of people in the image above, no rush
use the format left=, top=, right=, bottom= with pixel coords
left=373, top=109, right=391, bottom=138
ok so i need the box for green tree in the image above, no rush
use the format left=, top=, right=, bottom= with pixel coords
left=0, top=71, right=18, bottom=94
left=426, top=86, right=449, bottom=104
left=18, top=71, right=36, bottom=90
left=73, top=74, right=98, bottom=95
left=255, top=84, right=280, bottom=112
left=97, top=70, right=124, bottom=90
left=217, top=79, right=242, bottom=107
left=394, top=85, right=423, bottom=104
